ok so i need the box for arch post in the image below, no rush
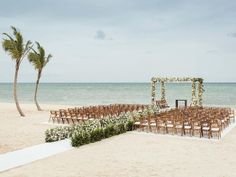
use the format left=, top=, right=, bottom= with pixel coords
left=160, top=81, right=166, bottom=101
left=191, top=79, right=197, bottom=106
left=151, top=78, right=157, bottom=105
left=198, top=78, right=204, bottom=106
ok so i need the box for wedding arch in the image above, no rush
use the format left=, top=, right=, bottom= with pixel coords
left=151, top=77, right=204, bottom=106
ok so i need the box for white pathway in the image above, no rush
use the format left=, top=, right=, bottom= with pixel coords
left=0, top=139, right=73, bottom=173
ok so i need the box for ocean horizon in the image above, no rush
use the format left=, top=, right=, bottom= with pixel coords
left=1, top=82, right=236, bottom=108
left=1, top=82, right=236, bottom=84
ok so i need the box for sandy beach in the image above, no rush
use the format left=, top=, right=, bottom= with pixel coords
left=1, top=0, right=235, bottom=175
left=0, top=102, right=236, bottom=177
left=0, top=102, right=70, bottom=154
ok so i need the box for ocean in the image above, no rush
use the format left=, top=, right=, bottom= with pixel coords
left=0, top=83, right=236, bottom=108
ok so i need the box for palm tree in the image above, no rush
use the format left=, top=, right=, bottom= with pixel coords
left=2, top=26, right=32, bottom=117
left=28, top=42, right=52, bottom=111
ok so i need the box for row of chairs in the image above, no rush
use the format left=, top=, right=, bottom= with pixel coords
left=133, top=106, right=235, bottom=139
left=49, top=104, right=148, bottom=124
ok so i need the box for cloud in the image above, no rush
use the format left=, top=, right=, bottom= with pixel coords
left=95, top=30, right=106, bottom=40
left=206, top=49, right=218, bottom=54
left=145, top=50, right=152, bottom=54
left=228, top=32, right=236, bottom=38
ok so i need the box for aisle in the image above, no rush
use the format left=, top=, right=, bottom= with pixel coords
left=0, top=139, right=72, bottom=172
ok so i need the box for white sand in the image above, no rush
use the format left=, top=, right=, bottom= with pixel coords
left=0, top=102, right=70, bottom=154
left=1, top=103, right=236, bottom=177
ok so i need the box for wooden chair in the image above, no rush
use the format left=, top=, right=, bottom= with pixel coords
left=230, top=109, right=235, bottom=123
left=174, top=120, right=183, bottom=136
left=50, top=110, right=62, bottom=124
left=49, top=110, right=57, bottom=123
left=133, top=116, right=141, bottom=130
left=147, top=115, right=156, bottom=132
left=150, top=118, right=157, bottom=133
left=55, top=111, right=62, bottom=124
left=140, top=116, right=149, bottom=132
left=192, top=121, right=201, bottom=138
left=157, top=119, right=166, bottom=134
left=166, top=119, right=174, bottom=135
left=59, top=109, right=70, bottom=124
left=201, top=121, right=211, bottom=138
left=156, top=100, right=170, bottom=109
left=183, top=121, right=192, bottom=136
left=210, top=121, right=221, bottom=139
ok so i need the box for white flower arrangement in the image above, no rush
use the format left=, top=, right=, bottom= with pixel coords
left=45, top=110, right=135, bottom=143
left=151, top=77, right=204, bottom=106
left=45, top=126, right=73, bottom=142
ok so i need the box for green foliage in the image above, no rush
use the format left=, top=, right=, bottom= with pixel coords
left=2, top=26, right=32, bottom=62
left=71, top=130, right=84, bottom=147
left=90, top=128, right=104, bottom=142
left=28, top=42, right=52, bottom=70
left=115, top=123, right=126, bottom=134
left=45, top=111, right=135, bottom=146
left=126, top=120, right=134, bottom=131
left=103, top=126, right=111, bottom=138
left=106, top=124, right=116, bottom=136
left=70, top=122, right=129, bottom=147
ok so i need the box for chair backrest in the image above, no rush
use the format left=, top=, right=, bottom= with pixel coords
left=156, top=100, right=169, bottom=109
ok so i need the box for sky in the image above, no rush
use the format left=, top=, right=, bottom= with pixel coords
left=0, top=0, right=236, bottom=83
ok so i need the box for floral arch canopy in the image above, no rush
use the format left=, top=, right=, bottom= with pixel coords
left=151, top=77, right=204, bottom=106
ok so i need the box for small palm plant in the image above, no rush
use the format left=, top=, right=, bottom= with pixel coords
left=28, top=42, right=52, bottom=111
left=2, top=26, right=32, bottom=117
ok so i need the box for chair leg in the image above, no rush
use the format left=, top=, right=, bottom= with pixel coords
left=71, top=118, right=74, bottom=124
left=60, top=118, right=64, bottom=124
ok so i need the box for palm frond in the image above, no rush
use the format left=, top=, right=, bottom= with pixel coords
left=11, top=26, right=18, bottom=36
left=24, top=40, right=32, bottom=52
left=2, top=39, right=14, bottom=51
left=28, top=42, right=52, bottom=70
left=28, top=52, right=41, bottom=69
left=44, top=54, right=52, bottom=67
left=2, top=26, right=31, bottom=62
left=2, top=39, right=19, bottom=60
left=29, top=45, right=37, bottom=54
left=35, top=42, right=41, bottom=49
left=21, top=40, right=32, bottom=60
left=2, top=33, right=14, bottom=41
left=15, top=32, right=23, bottom=55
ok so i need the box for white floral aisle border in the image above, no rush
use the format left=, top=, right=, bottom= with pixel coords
left=151, top=77, right=204, bottom=106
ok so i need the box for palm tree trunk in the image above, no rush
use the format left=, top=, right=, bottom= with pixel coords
left=34, top=70, right=42, bottom=111
left=14, top=62, right=25, bottom=117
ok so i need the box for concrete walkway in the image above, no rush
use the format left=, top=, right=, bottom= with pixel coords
left=0, top=139, right=73, bottom=173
